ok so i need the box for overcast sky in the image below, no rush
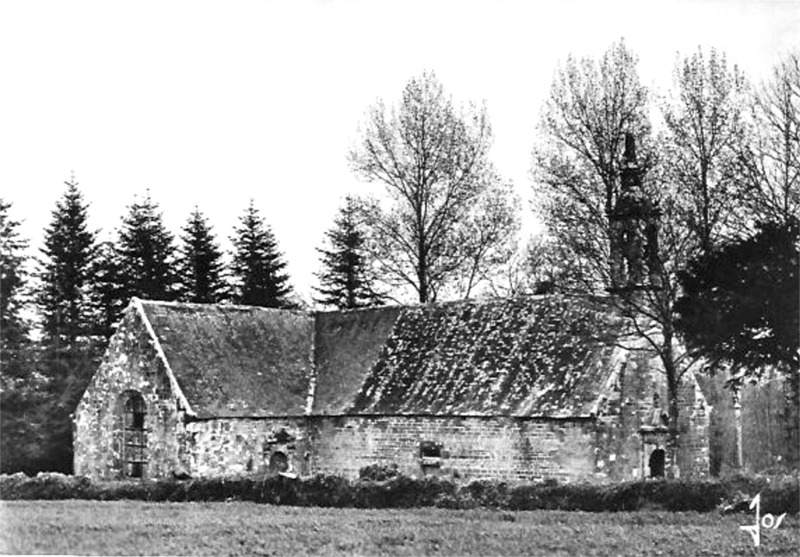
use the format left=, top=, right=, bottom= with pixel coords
left=1, top=0, right=797, bottom=302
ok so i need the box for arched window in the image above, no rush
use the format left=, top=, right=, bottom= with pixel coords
left=122, top=392, right=147, bottom=478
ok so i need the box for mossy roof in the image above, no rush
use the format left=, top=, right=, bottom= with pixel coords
left=139, top=301, right=313, bottom=418
left=348, top=295, right=626, bottom=417
left=133, top=295, right=627, bottom=419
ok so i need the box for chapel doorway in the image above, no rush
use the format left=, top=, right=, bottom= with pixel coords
left=649, top=448, right=665, bottom=478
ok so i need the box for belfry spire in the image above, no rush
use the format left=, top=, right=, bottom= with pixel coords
left=608, top=133, right=662, bottom=293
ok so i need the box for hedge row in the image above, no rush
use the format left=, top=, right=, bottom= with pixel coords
left=1, top=471, right=797, bottom=514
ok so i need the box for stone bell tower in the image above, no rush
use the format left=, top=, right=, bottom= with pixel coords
left=608, top=133, right=662, bottom=293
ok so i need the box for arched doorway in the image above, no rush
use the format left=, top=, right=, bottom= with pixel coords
left=649, top=448, right=665, bottom=478
left=122, top=392, right=147, bottom=478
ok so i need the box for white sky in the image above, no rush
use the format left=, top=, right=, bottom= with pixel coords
left=1, top=0, right=797, bottom=302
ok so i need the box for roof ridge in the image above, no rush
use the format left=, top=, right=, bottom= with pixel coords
left=312, top=293, right=614, bottom=317
left=138, top=293, right=616, bottom=317
left=137, top=298, right=307, bottom=314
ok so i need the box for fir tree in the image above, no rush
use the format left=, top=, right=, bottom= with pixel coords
left=0, top=199, right=48, bottom=474
left=92, top=240, right=127, bottom=338
left=230, top=201, right=293, bottom=308
left=36, top=176, right=98, bottom=348
left=0, top=198, right=30, bottom=379
left=176, top=207, right=226, bottom=303
left=32, top=177, right=108, bottom=474
left=117, top=192, right=177, bottom=302
left=314, top=196, right=384, bottom=309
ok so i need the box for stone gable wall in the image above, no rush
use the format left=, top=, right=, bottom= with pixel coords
left=73, top=306, right=185, bottom=479
left=591, top=351, right=710, bottom=480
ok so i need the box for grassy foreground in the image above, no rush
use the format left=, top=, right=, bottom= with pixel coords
left=1, top=500, right=798, bottom=556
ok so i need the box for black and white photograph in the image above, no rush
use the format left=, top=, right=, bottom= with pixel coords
left=0, top=0, right=798, bottom=555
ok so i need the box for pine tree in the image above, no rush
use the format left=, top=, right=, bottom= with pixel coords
left=90, top=241, right=127, bottom=338
left=117, top=192, right=177, bottom=302
left=36, top=176, right=98, bottom=348
left=0, top=199, right=48, bottom=474
left=0, top=198, right=30, bottom=379
left=230, top=201, right=293, bottom=308
left=314, top=196, right=384, bottom=309
left=176, top=207, right=226, bottom=303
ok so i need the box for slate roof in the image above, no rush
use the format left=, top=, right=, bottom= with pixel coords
left=349, top=295, right=626, bottom=418
left=130, top=295, right=629, bottom=419
left=137, top=300, right=314, bottom=418
left=312, top=306, right=403, bottom=414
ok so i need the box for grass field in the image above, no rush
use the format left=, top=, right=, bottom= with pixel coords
left=1, top=500, right=798, bottom=556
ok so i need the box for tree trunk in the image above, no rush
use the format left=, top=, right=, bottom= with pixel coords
left=662, top=326, right=682, bottom=478
left=785, top=369, right=800, bottom=467
left=417, top=249, right=428, bottom=304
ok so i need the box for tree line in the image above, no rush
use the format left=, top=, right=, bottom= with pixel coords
left=1, top=41, right=797, bottom=475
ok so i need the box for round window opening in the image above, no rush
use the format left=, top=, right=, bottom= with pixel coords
left=268, top=451, right=289, bottom=474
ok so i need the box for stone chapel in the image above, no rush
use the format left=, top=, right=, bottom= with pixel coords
left=73, top=135, right=710, bottom=482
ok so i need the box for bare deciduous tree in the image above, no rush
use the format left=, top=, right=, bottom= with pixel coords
left=738, top=50, right=800, bottom=225
left=452, top=178, right=520, bottom=299
left=534, top=39, right=654, bottom=291
left=541, top=39, right=652, bottom=218
left=662, top=47, right=750, bottom=252
left=350, top=71, right=517, bottom=303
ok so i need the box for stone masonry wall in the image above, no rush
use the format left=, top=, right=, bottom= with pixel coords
left=307, top=416, right=601, bottom=483
left=183, top=418, right=311, bottom=478
left=145, top=415, right=604, bottom=483
left=74, top=306, right=184, bottom=480
left=675, top=374, right=710, bottom=477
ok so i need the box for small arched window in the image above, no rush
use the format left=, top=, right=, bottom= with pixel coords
left=268, top=451, right=289, bottom=474
left=122, top=392, right=147, bottom=478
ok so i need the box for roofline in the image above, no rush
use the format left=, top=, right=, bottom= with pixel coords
left=136, top=298, right=308, bottom=315
left=310, top=292, right=618, bottom=317
left=132, top=297, right=197, bottom=417
left=185, top=412, right=598, bottom=422
left=137, top=293, right=619, bottom=320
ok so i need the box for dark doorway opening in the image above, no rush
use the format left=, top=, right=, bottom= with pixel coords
left=649, top=448, right=665, bottom=478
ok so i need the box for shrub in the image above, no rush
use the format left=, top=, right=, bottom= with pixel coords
left=146, top=479, right=189, bottom=502
left=507, top=483, right=543, bottom=510
left=256, top=475, right=300, bottom=505
left=358, top=463, right=400, bottom=482
left=750, top=476, right=799, bottom=515
left=462, top=480, right=509, bottom=508
left=299, top=474, right=354, bottom=508
left=1, top=471, right=797, bottom=515
left=0, top=472, right=93, bottom=500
